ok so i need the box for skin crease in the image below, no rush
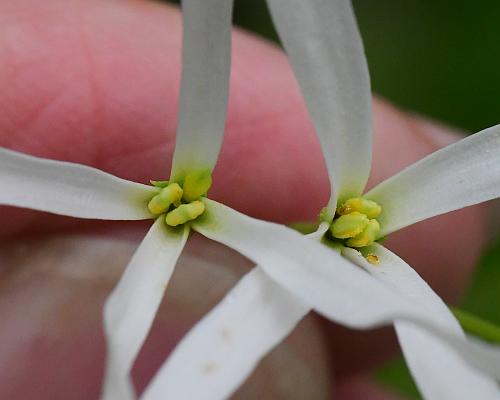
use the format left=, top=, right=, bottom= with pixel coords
left=0, top=0, right=489, bottom=398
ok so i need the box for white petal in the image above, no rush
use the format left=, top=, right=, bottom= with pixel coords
left=397, top=322, right=500, bottom=400
left=266, top=0, right=372, bottom=219
left=365, top=124, right=500, bottom=236
left=101, top=219, right=189, bottom=400
left=0, top=147, right=155, bottom=220
left=306, top=221, right=330, bottom=241
left=343, top=244, right=500, bottom=399
left=142, top=267, right=309, bottom=400
left=196, top=200, right=500, bottom=392
left=341, top=244, right=455, bottom=322
left=170, top=0, right=233, bottom=180
left=194, top=199, right=430, bottom=328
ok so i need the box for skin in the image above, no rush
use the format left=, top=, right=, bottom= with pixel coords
left=0, top=0, right=488, bottom=398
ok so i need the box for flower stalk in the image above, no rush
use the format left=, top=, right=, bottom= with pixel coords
left=452, top=308, right=500, bottom=344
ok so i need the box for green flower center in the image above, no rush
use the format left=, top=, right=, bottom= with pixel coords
left=327, top=197, right=383, bottom=264
left=147, top=170, right=212, bottom=226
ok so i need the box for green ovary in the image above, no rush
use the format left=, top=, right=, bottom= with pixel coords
left=329, top=197, right=382, bottom=249
left=147, top=170, right=211, bottom=226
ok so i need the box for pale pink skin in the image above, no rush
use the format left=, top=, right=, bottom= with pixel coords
left=0, top=0, right=487, bottom=398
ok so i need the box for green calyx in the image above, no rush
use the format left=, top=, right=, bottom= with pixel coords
left=148, top=169, right=212, bottom=226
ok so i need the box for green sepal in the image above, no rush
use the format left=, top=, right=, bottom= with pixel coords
left=150, top=180, right=170, bottom=188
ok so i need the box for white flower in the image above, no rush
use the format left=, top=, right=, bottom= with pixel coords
left=139, top=1, right=500, bottom=400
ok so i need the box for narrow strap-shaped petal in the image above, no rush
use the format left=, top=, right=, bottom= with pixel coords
left=343, top=244, right=500, bottom=399
left=396, top=322, right=498, bottom=400
left=141, top=267, right=308, bottom=400
left=194, top=200, right=500, bottom=391
left=170, top=0, right=233, bottom=181
left=142, top=225, right=325, bottom=399
left=101, top=219, right=189, bottom=400
left=267, top=0, right=372, bottom=220
left=365, top=124, right=500, bottom=236
left=194, top=199, right=432, bottom=328
left=0, top=147, right=156, bottom=219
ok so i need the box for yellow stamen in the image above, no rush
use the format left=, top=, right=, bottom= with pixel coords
left=182, top=170, right=212, bottom=202
left=337, top=198, right=382, bottom=219
left=346, top=219, right=380, bottom=248
left=330, top=212, right=369, bottom=239
left=148, top=183, right=183, bottom=215
left=166, top=200, right=205, bottom=226
left=366, top=253, right=380, bottom=265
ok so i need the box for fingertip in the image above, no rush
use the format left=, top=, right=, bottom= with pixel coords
left=369, top=98, right=464, bottom=188
left=335, top=374, right=405, bottom=400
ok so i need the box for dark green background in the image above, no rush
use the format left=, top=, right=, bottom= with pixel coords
left=167, top=1, right=500, bottom=397
left=210, top=0, right=500, bottom=132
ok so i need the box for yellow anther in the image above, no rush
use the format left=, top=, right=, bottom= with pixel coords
left=337, top=198, right=382, bottom=219
left=346, top=219, right=380, bottom=248
left=366, top=253, right=380, bottom=265
left=165, top=200, right=205, bottom=226
left=330, top=212, right=369, bottom=239
left=182, top=170, right=212, bottom=202
left=148, top=183, right=183, bottom=215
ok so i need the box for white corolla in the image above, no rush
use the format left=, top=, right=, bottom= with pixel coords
left=138, top=1, right=500, bottom=400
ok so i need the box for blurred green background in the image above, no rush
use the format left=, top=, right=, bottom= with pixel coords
left=168, top=0, right=500, bottom=398
left=216, top=0, right=500, bottom=132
